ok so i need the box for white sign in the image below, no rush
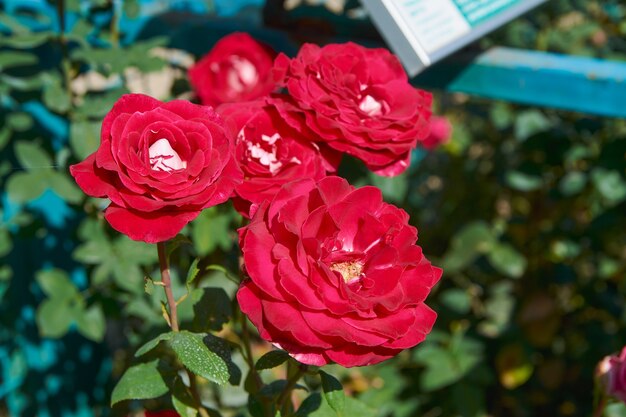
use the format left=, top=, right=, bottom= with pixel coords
left=361, top=0, right=547, bottom=76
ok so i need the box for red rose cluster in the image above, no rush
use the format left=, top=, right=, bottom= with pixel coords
left=70, top=33, right=442, bottom=367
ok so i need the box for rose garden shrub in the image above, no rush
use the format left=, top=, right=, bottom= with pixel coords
left=1, top=1, right=626, bottom=417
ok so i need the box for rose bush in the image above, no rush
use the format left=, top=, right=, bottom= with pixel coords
left=189, top=32, right=277, bottom=106
left=219, top=97, right=338, bottom=217
left=70, top=93, right=241, bottom=243
left=237, top=176, right=441, bottom=367
left=272, top=42, right=432, bottom=176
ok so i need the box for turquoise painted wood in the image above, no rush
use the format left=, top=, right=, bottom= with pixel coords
left=414, top=46, right=626, bottom=118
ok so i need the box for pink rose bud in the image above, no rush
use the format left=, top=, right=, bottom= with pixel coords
left=597, top=347, right=626, bottom=402
left=422, top=116, right=452, bottom=150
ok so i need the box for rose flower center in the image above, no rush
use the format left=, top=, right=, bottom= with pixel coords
left=149, top=138, right=187, bottom=172
left=358, top=94, right=389, bottom=117
left=330, top=261, right=364, bottom=284
left=227, top=56, right=259, bottom=92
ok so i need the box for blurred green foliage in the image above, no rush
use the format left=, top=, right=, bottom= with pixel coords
left=1, top=0, right=626, bottom=416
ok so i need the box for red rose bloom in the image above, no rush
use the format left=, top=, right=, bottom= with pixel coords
left=422, top=116, right=452, bottom=150
left=70, top=94, right=241, bottom=243
left=237, top=176, right=441, bottom=367
left=219, top=97, right=337, bottom=217
left=189, top=32, right=277, bottom=106
left=272, top=42, right=432, bottom=176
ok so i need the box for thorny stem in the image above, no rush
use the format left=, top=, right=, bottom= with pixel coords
left=56, top=0, right=73, bottom=109
left=157, top=241, right=179, bottom=332
left=157, top=241, right=209, bottom=417
left=241, top=312, right=263, bottom=391
left=276, top=363, right=308, bottom=414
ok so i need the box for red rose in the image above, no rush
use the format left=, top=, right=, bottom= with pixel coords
left=219, top=97, right=338, bottom=217
left=237, top=176, right=441, bottom=367
left=598, top=347, right=626, bottom=402
left=70, top=94, right=241, bottom=243
left=189, top=32, right=277, bottom=106
left=272, top=42, right=432, bottom=176
left=422, top=116, right=452, bottom=150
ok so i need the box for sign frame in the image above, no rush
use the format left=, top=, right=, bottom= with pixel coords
left=361, top=0, right=548, bottom=76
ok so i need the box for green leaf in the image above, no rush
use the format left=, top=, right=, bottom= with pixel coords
left=487, top=243, right=527, bottom=279
left=256, top=350, right=290, bottom=371
left=192, top=208, right=233, bottom=256
left=415, top=346, right=460, bottom=391
left=14, top=141, right=52, bottom=170
left=605, top=403, right=626, bottom=417
left=76, top=305, right=106, bottom=342
left=0, top=51, right=38, bottom=69
left=367, top=172, right=408, bottom=203
left=592, top=168, right=626, bottom=203
left=559, top=171, right=587, bottom=196
left=320, top=371, right=345, bottom=415
left=75, top=87, right=130, bottom=118
left=0, top=128, right=10, bottom=151
left=443, top=221, right=495, bottom=273
left=43, top=76, right=71, bottom=113
left=308, top=394, right=376, bottom=417
left=7, top=112, right=33, bottom=131
left=191, top=288, right=232, bottom=332
left=36, top=298, right=74, bottom=338
left=172, top=378, right=199, bottom=417
left=202, top=333, right=241, bottom=386
left=113, top=237, right=157, bottom=265
left=505, top=171, right=543, bottom=192
left=296, top=393, right=323, bottom=417
left=49, top=172, right=84, bottom=203
left=454, top=222, right=495, bottom=253
left=73, top=240, right=113, bottom=265
left=168, top=331, right=229, bottom=385
left=514, top=110, right=552, bottom=141
left=135, top=332, right=174, bottom=357
left=0, top=228, right=13, bottom=258
left=185, top=258, right=201, bottom=289
left=0, top=32, right=51, bottom=48
left=110, top=360, right=169, bottom=405
left=36, top=269, right=79, bottom=300
left=440, top=289, right=471, bottom=314
left=70, top=120, right=100, bottom=160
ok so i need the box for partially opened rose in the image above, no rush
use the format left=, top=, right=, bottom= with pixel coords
left=219, top=97, right=338, bottom=217
left=189, top=32, right=277, bottom=106
left=237, top=176, right=441, bottom=367
left=598, top=346, right=626, bottom=402
left=272, top=42, right=432, bottom=176
left=70, top=94, right=241, bottom=243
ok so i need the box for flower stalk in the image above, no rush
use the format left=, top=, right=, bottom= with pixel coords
left=157, top=241, right=179, bottom=332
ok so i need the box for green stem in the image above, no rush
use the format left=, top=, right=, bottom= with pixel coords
left=157, top=241, right=179, bottom=331
left=593, top=396, right=607, bottom=417
left=241, top=312, right=263, bottom=390
left=276, top=363, right=308, bottom=414
left=157, top=241, right=210, bottom=417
